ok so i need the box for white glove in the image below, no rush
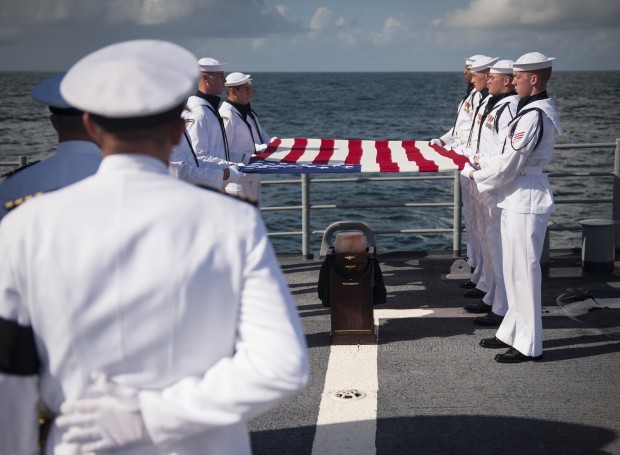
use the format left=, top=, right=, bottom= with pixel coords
left=225, top=164, right=243, bottom=183
left=429, top=138, right=442, bottom=146
left=460, top=162, right=476, bottom=180
left=56, top=375, right=151, bottom=452
left=269, top=136, right=278, bottom=142
left=255, top=143, right=268, bottom=153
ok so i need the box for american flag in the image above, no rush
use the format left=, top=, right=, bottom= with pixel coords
left=238, top=138, right=469, bottom=174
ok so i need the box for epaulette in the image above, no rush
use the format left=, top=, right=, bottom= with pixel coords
left=195, top=184, right=259, bottom=207
left=1, top=160, right=41, bottom=179
left=4, top=192, right=44, bottom=213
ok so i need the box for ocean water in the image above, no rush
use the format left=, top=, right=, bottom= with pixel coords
left=1, top=71, right=619, bottom=254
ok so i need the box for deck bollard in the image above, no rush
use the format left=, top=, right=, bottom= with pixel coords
left=579, top=219, right=619, bottom=273
left=317, top=222, right=384, bottom=345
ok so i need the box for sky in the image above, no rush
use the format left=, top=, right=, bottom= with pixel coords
left=1, top=0, right=619, bottom=72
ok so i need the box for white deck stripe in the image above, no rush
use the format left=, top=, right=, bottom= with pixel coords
left=311, top=303, right=603, bottom=454
left=311, top=344, right=378, bottom=455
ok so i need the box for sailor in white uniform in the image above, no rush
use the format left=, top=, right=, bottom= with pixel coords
left=463, top=60, right=519, bottom=325
left=452, top=56, right=498, bottom=301
left=0, top=73, right=101, bottom=219
left=430, top=54, right=484, bottom=148
left=220, top=72, right=273, bottom=205
left=464, top=52, right=563, bottom=363
left=182, top=57, right=241, bottom=189
left=0, top=39, right=309, bottom=454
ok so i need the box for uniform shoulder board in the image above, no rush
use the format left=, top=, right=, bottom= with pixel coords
left=1, top=160, right=41, bottom=179
left=195, top=184, right=258, bottom=207
left=4, top=192, right=44, bottom=213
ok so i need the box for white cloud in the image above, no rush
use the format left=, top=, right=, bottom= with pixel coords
left=309, top=7, right=346, bottom=32
left=0, top=0, right=301, bottom=41
left=434, top=0, right=620, bottom=29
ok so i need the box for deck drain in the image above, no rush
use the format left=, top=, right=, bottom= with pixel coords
left=330, top=389, right=366, bottom=401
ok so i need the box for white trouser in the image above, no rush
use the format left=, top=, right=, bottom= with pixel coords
left=480, top=206, right=507, bottom=316
left=496, top=210, right=549, bottom=357
left=468, top=184, right=486, bottom=292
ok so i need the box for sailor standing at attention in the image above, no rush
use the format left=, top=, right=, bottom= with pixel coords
left=183, top=57, right=242, bottom=189
left=0, top=39, right=309, bottom=454
left=0, top=73, right=101, bottom=219
left=452, top=56, right=498, bottom=304
left=464, top=52, right=562, bottom=363
left=429, top=55, right=486, bottom=293
left=220, top=72, right=274, bottom=205
left=463, top=60, right=519, bottom=327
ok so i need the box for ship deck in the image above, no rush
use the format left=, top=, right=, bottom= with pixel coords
left=249, top=251, right=620, bottom=455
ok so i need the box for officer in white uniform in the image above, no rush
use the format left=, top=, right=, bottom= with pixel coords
left=464, top=52, right=563, bottom=363
left=452, top=56, right=498, bottom=301
left=0, top=73, right=101, bottom=219
left=220, top=72, right=273, bottom=205
left=0, top=39, right=309, bottom=454
left=183, top=57, right=241, bottom=189
left=462, top=60, right=519, bottom=325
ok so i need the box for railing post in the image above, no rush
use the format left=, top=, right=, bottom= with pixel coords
left=301, top=173, right=313, bottom=259
left=19, top=155, right=28, bottom=166
left=613, top=138, right=620, bottom=252
left=453, top=171, right=462, bottom=257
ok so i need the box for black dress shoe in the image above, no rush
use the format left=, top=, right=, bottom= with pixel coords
left=459, top=280, right=477, bottom=289
left=463, top=300, right=492, bottom=314
left=479, top=337, right=510, bottom=349
left=495, top=347, right=543, bottom=363
left=463, top=288, right=486, bottom=298
left=474, top=312, right=504, bottom=326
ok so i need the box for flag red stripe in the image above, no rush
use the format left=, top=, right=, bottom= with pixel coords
left=429, top=144, right=469, bottom=170
left=346, top=140, right=363, bottom=165
left=313, top=139, right=335, bottom=164
left=281, top=138, right=308, bottom=163
left=402, top=140, right=439, bottom=172
left=375, top=141, right=399, bottom=172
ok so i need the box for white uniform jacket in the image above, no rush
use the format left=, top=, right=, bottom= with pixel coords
left=475, top=94, right=519, bottom=209
left=169, top=130, right=224, bottom=189
left=183, top=95, right=230, bottom=173
left=219, top=102, right=271, bottom=202
left=0, top=140, right=101, bottom=219
left=0, top=154, right=309, bottom=455
left=474, top=98, right=563, bottom=214
left=219, top=102, right=271, bottom=165
left=441, top=89, right=482, bottom=147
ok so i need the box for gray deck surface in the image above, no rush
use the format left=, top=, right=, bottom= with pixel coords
left=249, top=252, right=620, bottom=455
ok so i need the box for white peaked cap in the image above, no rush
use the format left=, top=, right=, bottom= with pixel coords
left=465, top=54, right=486, bottom=66
left=31, top=73, right=73, bottom=109
left=470, top=56, right=499, bottom=73
left=60, top=40, right=199, bottom=119
left=198, top=57, right=226, bottom=72
left=513, top=52, right=555, bottom=71
left=225, top=72, right=252, bottom=87
left=489, top=60, right=514, bottom=74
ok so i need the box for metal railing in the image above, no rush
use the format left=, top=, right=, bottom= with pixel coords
left=260, top=139, right=620, bottom=258
left=3, top=139, right=619, bottom=258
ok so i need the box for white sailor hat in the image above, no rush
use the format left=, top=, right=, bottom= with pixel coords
left=31, top=73, right=83, bottom=115
left=198, top=57, right=226, bottom=73
left=61, top=40, right=198, bottom=128
left=513, top=52, right=555, bottom=72
left=470, top=56, right=499, bottom=73
left=489, top=59, right=514, bottom=74
left=225, top=72, right=252, bottom=87
left=465, top=54, right=485, bottom=66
